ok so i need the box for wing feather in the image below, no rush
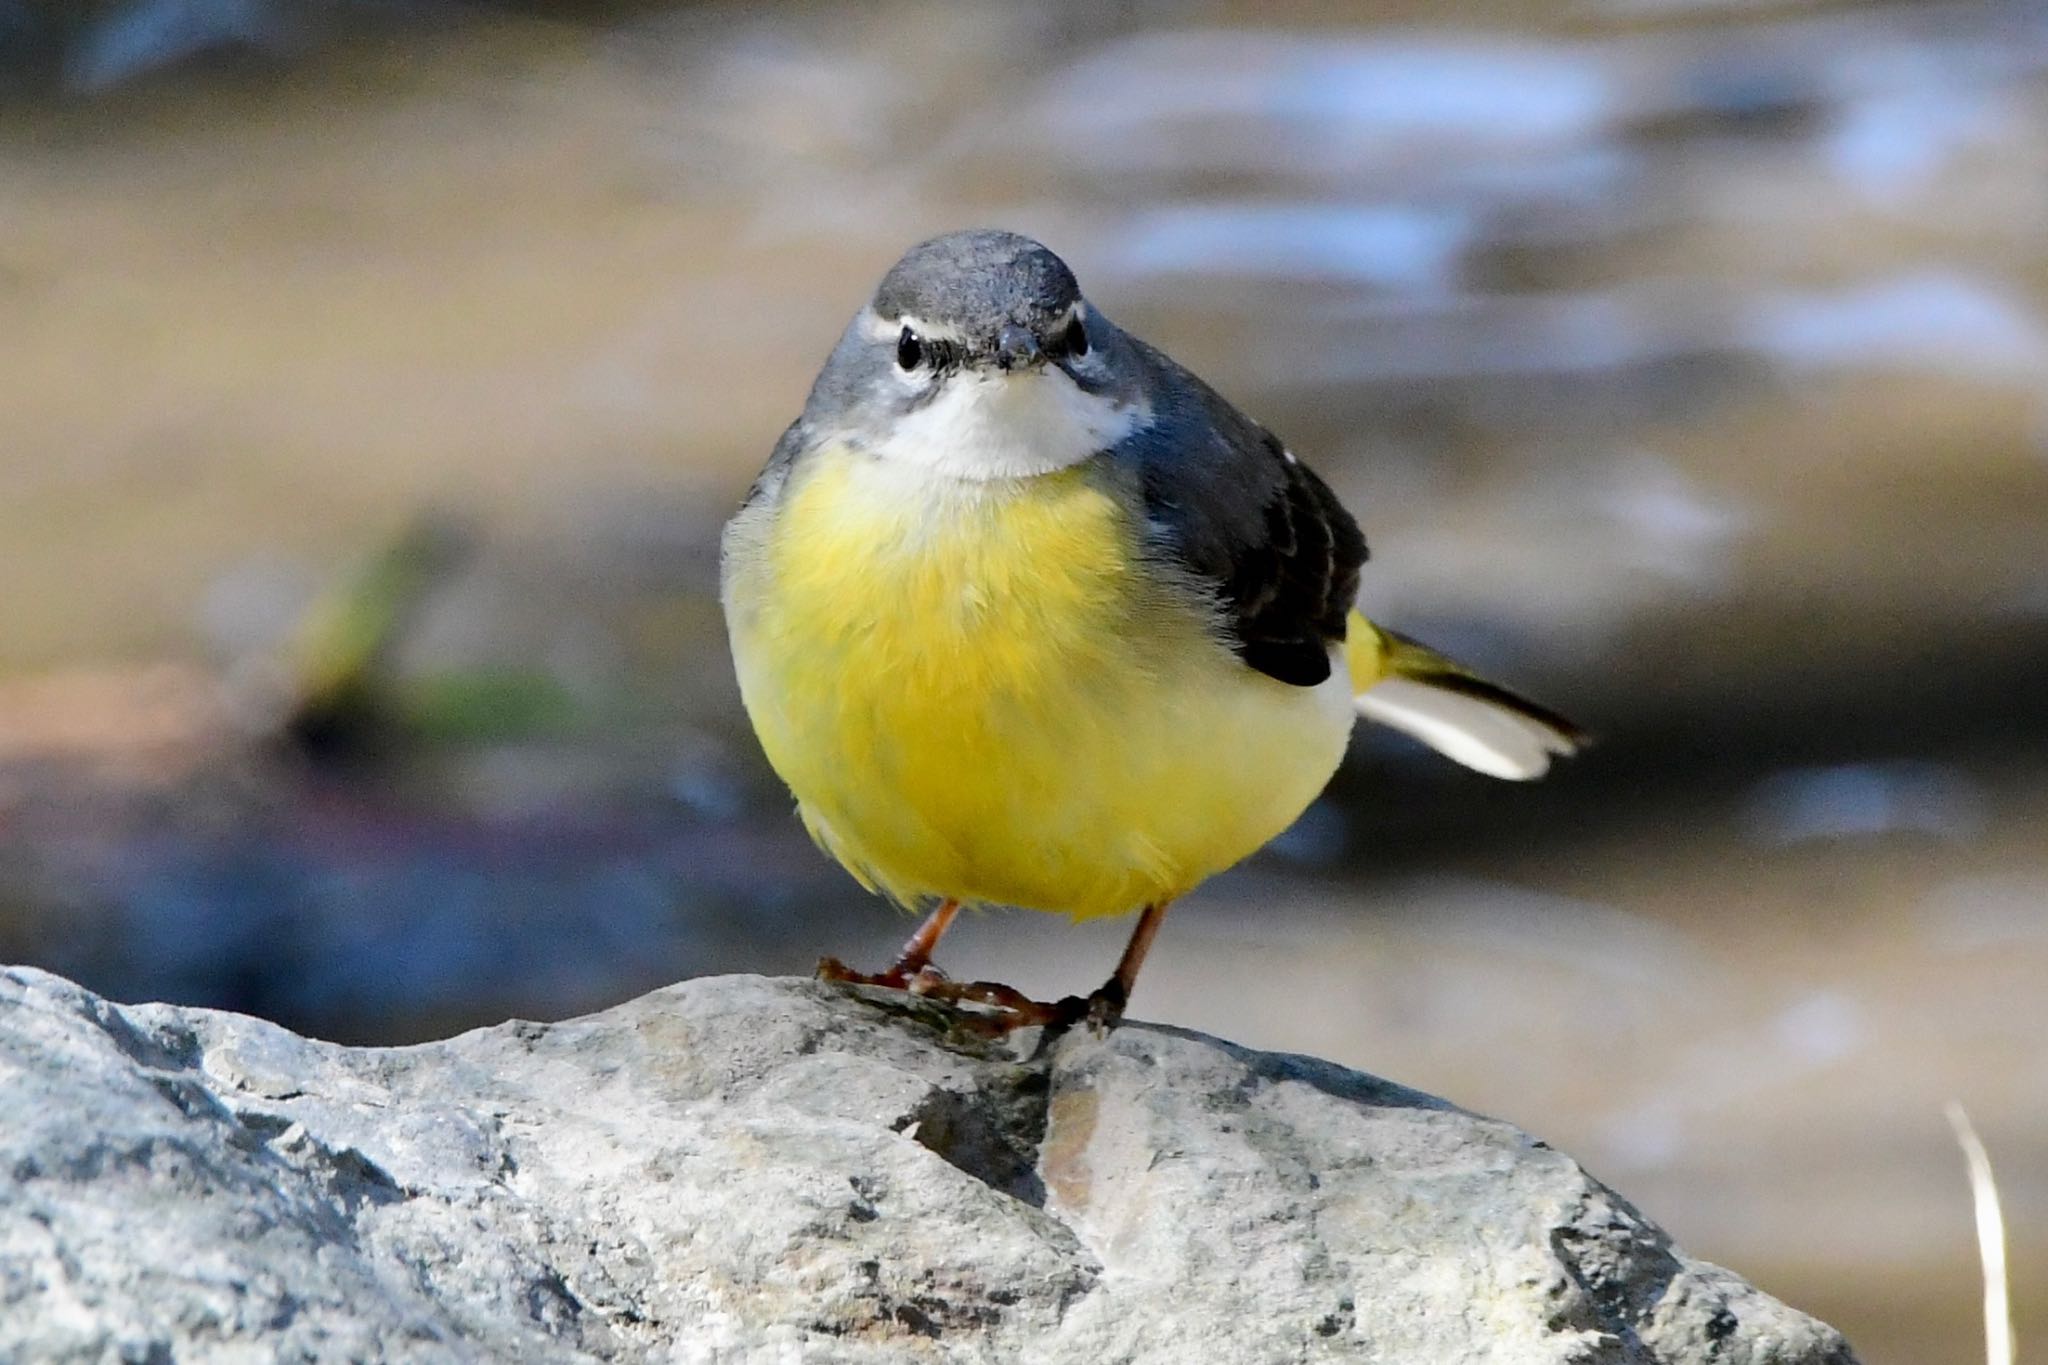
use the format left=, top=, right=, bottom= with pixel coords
left=1118, top=340, right=1367, bottom=688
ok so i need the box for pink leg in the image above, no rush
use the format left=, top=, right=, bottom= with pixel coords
left=822, top=900, right=1174, bottom=1036
left=1084, top=899, right=1170, bottom=1028
left=816, top=898, right=960, bottom=988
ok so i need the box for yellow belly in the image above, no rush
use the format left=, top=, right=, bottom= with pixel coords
left=722, top=445, right=1354, bottom=919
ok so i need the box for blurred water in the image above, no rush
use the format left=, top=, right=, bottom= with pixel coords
left=3, top=3, right=2047, bottom=1361
left=1746, top=760, right=1989, bottom=845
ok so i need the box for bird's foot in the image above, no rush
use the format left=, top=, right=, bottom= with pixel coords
left=817, top=958, right=1133, bottom=1036
left=817, top=961, right=1135, bottom=1036
left=815, top=955, right=931, bottom=992
left=1079, top=976, right=1128, bottom=1034
left=932, top=977, right=1127, bottom=1037
left=907, top=976, right=1077, bottom=1035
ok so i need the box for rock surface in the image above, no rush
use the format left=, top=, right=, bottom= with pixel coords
left=0, top=967, right=1856, bottom=1365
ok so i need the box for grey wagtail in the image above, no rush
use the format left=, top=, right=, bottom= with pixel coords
left=722, top=229, right=1582, bottom=1030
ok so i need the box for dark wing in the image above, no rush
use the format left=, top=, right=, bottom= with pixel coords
left=1120, top=341, right=1368, bottom=688
left=1216, top=441, right=1368, bottom=685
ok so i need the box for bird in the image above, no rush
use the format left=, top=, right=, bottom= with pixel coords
left=721, top=229, right=1582, bottom=1030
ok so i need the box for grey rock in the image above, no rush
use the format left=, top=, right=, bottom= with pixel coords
left=0, top=966, right=1857, bottom=1364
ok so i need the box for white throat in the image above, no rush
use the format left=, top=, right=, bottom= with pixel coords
left=869, top=370, right=1148, bottom=481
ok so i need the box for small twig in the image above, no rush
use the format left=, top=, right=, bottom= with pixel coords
left=1945, top=1101, right=2014, bottom=1365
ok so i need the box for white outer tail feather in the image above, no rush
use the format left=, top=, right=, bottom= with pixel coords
left=1355, top=677, right=1577, bottom=781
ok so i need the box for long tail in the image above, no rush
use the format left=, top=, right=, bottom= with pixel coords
left=1344, top=611, right=1586, bottom=781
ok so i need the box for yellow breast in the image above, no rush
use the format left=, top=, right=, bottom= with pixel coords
left=723, top=444, right=1353, bottom=919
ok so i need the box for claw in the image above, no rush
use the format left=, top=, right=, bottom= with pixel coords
left=817, top=963, right=1089, bottom=1035
left=904, top=965, right=951, bottom=995
left=816, top=955, right=919, bottom=991
left=816, top=898, right=1165, bottom=1037
left=1081, top=978, right=1127, bottom=1035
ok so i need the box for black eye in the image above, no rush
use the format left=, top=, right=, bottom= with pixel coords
left=1062, top=315, right=1089, bottom=358
left=896, top=326, right=924, bottom=370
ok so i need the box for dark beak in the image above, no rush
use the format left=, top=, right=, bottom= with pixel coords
left=994, top=323, right=1044, bottom=372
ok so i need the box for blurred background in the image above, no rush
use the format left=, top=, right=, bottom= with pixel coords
left=2, top=1, right=2043, bottom=1359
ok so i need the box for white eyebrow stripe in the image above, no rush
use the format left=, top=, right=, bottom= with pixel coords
left=861, top=309, right=970, bottom=345
left=861, top=302, right=1087, bottom=346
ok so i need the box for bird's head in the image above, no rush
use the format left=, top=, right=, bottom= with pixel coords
left=804, top=230, right=1150, bottom=480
